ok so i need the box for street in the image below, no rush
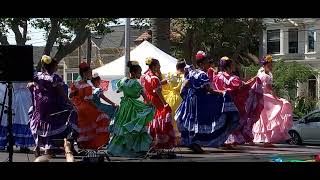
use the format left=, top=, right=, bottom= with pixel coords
left=1, top=144, right=320, bottom=162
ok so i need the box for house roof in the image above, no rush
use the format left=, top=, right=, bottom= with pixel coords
left=92, top=25, right=145, bottom=49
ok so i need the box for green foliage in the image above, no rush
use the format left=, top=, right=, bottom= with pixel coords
left=31, top=18, right=118, bottom=45
left=294, top=96, right=317, bottom=118
left=272, top=59, right=317, bottom=99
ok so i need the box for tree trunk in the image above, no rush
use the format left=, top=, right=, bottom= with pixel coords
left=151, top=18, right=171, bottom=54
left=10, top=19, right=27, bottom=45
left=258, top=18, right=264, bottom=59
left=54, top=30, right=90, bottom=62
left=36, top=18, right=60, bottom=71
left=183, top=31, right=193, bottom=64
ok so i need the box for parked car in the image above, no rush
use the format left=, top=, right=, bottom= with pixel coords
left=288, top=110, right=320, bottom=145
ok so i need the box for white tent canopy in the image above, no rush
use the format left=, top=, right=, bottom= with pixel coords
left=93, top=40, right=178, bottom=78
left=92, top=40, right=178, bottom=104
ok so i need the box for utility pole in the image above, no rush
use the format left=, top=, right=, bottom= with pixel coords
left=87, top=32, right=92, bottom=67
left=125, top=18, right=130, bottom=76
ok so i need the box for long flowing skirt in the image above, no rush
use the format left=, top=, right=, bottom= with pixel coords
left=148, top=105, right=176, bottom=149
left=0, top=87, right=35, bottom=148
left=75, top=101, right=110, bottom=149
left=162, top=88, right=182, bottom=144
left=175, top=89, right=239, bottom=147
left=108, top=97, right=154, bottom=157
left=252, top=93, right=293, bottom=143
left=225, top=78, right=264, bottom=145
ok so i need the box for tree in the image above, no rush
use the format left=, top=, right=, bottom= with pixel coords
left=133, top=18, right=265, bottom=66
left=0, top=18, right=118, bottom=70
left=32, top=18, right=118, bottom=70
left=0, top=18, right=30, bottom=45
left=150, top=18, right=171, bottom=54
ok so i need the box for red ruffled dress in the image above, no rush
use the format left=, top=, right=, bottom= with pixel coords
left=141, top=69, right=176, bottom=149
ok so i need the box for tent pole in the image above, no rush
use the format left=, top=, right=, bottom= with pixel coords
left=125, top=18, right=130, bottom=77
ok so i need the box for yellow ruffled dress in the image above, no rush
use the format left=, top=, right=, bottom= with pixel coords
left=162, top=72, right=184, bottom=143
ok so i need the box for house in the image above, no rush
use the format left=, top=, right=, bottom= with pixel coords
left=262, top=18, right=320, bottom=100
left=33, top=25, right=145, bottom=85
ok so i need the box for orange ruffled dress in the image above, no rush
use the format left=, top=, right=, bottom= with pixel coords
left=70, top=81, right=110, bottom=149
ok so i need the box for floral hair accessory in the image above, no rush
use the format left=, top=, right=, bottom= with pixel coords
left=145, top=57, right=153, bottom=65
left=260, top=55, right=273, bottom=65
left=219, top=56, right=232, bottom=67
left=41, top=55, right=52, bottom=65
left=79, top=61, right=90, bottom=69
left=92, top=72, right=99, bottom=78
left=196, top=51, right=206, bottom=60
left=220, top=56, right=230, bottom=61
left=131, top=61, right=139, bottom=66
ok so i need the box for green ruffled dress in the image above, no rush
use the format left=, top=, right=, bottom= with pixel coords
left=107, top=77, right=155, bottom=157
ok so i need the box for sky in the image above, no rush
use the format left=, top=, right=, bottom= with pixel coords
left=7, top=18, right=126, bottom=47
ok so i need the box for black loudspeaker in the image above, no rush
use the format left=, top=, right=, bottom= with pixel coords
left=0, top=45, right=34, bottom=82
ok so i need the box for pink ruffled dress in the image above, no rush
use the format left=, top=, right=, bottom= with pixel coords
left=252, top=68, right=293, bottom=143
left=213, top=72, right=264, bottom=145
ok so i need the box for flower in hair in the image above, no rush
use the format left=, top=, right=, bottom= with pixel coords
left=265, top=55, right=273, bottom=63
left=131, top=61, right=139, bottom=66
left=145, top=57, right=153, bottom=65
left=79, top=62, right=89, bottom=69
left=41, top=55, right=52, bottom=64
left=196, top=51, right=206, bottom=60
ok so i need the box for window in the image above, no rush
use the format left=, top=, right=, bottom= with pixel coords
left=66, top=72, right=79, bottom=85
left=288, top=29, right=298, bottom=53
left=306, top=112, right=320, bottom=123
left=308, top=75, right=317, bottom=99
left=308, top=28, right=316, bottom=52
left=267, top=29, right=280, bottom=54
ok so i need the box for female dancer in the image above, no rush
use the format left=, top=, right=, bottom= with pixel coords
left=107, top=61, right=155, bottom=157
left=28, top=55, right=78, bottom=157
left=161, top=60, right=186, bottom=144
left=212, top=56, right=264, bottom=146
left=91, top=73, right=118, bottom=119
left=0, top=83, right=35, bottom=152
left=175, top=51, right=239, bottom=153
left=252, top=55, right=293, bottom=147
left=70, top=62, right=110, bottom=149
left=141, top=57, right=176, bottom=150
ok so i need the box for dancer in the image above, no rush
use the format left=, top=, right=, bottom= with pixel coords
left=0, top=83, right=35, bottom=152
left=70, top=62, right=110, bottom=149
left=161, top=60, right=186, bottom=144
left=212, top=56, right=264, bottom=146
left=107, top=61, right=155, bottom=157
left=141, top=57, right=176, bottom=150
left=91, top=73, right=118, bottom=119
left=252, top=55, right=293, bottom=147
left=175, top=51, right=239, bottom=153
left=28, top=55, right=78, bottom=157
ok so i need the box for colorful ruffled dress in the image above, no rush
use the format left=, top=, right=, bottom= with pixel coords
left=29, top=72, right=78, bottom=150
left=0, top=83, right=35, bottom=149
left=212, top=72, right=264, bottom=144
left=175, top=67, right=239, bottom=147
left=107, top=77, right=154, bottom=157
left=161, top=72, right=184, bottom=143
left=70, top=81, right=110, bottom=149
left=92, top=87, right=117, bottom=119
left=141, top=69, right=176, bottom=149
left=252, top=68, right=293, bottom=143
